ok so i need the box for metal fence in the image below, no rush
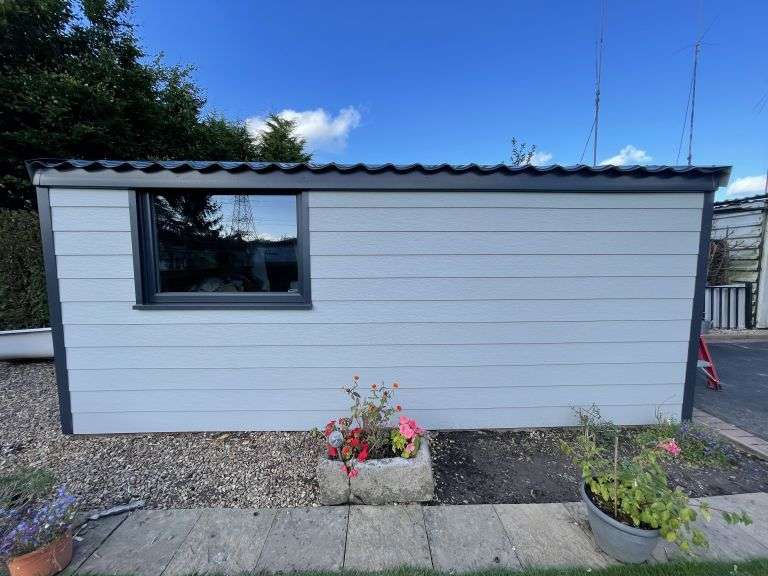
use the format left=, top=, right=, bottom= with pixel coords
left=704, top=284, right=753, bottom=329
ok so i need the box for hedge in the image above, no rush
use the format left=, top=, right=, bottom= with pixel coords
left=0, top=209, right=48, bottom=330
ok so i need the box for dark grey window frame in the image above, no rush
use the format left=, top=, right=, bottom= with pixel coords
left=130, top=189, right=312, bottom=310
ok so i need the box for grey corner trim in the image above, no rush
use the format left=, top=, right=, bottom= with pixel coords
left=682, top=191, right=715, bottom=421
left=128, top=190, right=145, bottom=305
left=36, top=187, right=73, bottom=434
left=130, top=189, right=312, bottom=308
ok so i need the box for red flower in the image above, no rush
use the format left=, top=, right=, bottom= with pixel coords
left=371, top=383, right=377, bottom=390
left=396, top=404, right=402, bottom=412
left=350, top=427, right=362, bottom=438
left=358, top=443, right=369, bottom=462
left=349, top=437, right=361, bottom=448
left=327, top=446, right=338, bottom=458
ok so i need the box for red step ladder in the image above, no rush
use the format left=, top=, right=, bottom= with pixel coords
left=698, top=336, right=721, bottom=390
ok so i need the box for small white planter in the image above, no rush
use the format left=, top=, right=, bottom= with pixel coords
left=0, top=328, right=54, bottom=360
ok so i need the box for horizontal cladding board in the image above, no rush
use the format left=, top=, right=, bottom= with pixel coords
left=54, top=254, right=698, bottom=280
left=67, top=363, right=687, bottom=391
left=69, top=384, right=683, bottom=413
left=61, top=299, right=694, bottom=324
left=308, top=191, right=705, bottom=209
left=310, top=231, right=701, bottom=256
left=54, top=232, right=133, bottom=255
left=57, top=255, right=133, bottom=278
left=57, top=276, right=696, bottom=303
left=312, top=254, right=697, bottom=278
left=308, top=208, right=702, bottom=232
left=51, top=207, right=130, bottom=231
left=71, top=404, right=682, bottom=433
left=50, top=189, right=130, bottom=207
left=65, top=341, right=690, bottom=369
left=63, top=319, right=693, bottom=348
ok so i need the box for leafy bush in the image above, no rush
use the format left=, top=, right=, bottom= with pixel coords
left=634, top=410, right=736, bottom=468
left=323, top=377, right=427, bottom=477
left=562, top=410, right=751, bottom=552
left=0, top=210, right=48, bottom=330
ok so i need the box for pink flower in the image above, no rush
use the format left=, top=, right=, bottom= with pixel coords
left=398, top=416, right=424, bottom=439
left=406, top=441, right=415, bottom=453
left=659, top=439, right=681, bottom=457
left=348, top=468, right=359, bottom=478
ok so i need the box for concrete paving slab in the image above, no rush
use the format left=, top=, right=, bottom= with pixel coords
left=652, top=495, right=768, bottom=563
left=494, top=502, right=615, bottom=568
left=423, top=505, right=521, bottom=572
left=63, top=514, right=127, bottom=576
left=164, top=509, right=276, bottom=576
left=77, top=510, right=200, bottom=576
left=255, top=506, right=348, bottom=572
left=345, top=505, right=432, bottom=570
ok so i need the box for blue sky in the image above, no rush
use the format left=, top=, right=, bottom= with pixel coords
left=132, top=0, right=768, bottom=199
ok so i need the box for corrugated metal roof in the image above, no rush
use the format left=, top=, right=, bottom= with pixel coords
left=27, top=158, right=731, bottom=179
left=715, top=193, right=767, bottom=209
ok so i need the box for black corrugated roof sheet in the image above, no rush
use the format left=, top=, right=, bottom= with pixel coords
left=27, top=158, right=730, bottom=178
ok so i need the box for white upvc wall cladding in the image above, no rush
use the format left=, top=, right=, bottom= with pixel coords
left=49, top=188, right=703, bottom=434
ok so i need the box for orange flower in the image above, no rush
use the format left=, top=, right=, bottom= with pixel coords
left=392, top=382, right=399, bottom=389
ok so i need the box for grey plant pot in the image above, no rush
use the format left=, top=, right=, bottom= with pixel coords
left=580, top=481, right=660, bottom=564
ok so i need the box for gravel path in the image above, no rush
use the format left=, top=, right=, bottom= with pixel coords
left=0, top=361, right=324, bottom=510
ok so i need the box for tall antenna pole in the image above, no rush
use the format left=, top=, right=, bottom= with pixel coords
left=592, top=0, right=606, bottom=166
left=686, top=39, right=701, bottom=166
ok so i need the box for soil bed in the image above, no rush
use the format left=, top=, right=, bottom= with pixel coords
left=430, top=429, right=768, bottom=505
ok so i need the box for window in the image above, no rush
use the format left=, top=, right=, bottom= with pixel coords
left=132, top=190, right=311, bottom=309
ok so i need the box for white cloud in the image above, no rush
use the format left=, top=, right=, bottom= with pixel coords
left=246, top=106, right=361, bottom=153
left=599, top=145, right=652, bottom=166
left=726, top=174, right=767, bottom=198
left=527, top=151, right=553, bottom=165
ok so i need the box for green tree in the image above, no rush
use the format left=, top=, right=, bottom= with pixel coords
left=0, top=0, right=307, bottom=210
left=255, top=115, right=312, bottom=163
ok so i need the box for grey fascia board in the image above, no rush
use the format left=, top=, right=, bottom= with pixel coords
left=33, top=167, right=724, bottom=192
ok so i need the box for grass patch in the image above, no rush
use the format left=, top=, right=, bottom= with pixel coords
left=164, top=559, right=768, bottom=576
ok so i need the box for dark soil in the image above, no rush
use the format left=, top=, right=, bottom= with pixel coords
left=429, top=429, right=768, bottom=505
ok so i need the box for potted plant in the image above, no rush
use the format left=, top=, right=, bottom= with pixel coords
left=317, top=377, right=434, bottom=504
left=562, top=411, right=751, bottom=564
left=1, top=469, right=77, bottom=576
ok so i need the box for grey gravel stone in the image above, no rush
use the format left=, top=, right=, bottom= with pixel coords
left=0, top=361, right=324, bottom=509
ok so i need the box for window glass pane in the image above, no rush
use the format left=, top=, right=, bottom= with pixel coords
left=152, top=192, right=299, bottom=293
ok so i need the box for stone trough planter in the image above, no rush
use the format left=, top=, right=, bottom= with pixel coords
left=317, top=435, right=435, bottom=505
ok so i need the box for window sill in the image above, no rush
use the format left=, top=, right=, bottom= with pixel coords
left=133, top=302, right=313, bottom=311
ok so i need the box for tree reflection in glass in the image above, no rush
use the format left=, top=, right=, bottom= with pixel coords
left=152, top=191, right=299, bottom=293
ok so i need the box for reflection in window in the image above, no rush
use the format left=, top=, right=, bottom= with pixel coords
left=152, top=192, right=299, bottom=293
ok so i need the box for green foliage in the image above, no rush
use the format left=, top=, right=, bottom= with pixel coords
left=0, top=0, right=270, bottom=210
left=562, top=409, right=751, bottom=553
left=390, top=429, right=420, bottom=458
left=255, top=115, right=312, bottom=163
left=186, top=559, right=768, bottom=575
left=342, top=378, right=398, bottom=455
left=0, top=210, right=48, bottom=329
left=633, top=410, right=735, bottom=469
left=0, top=468, right=56, bottom=509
